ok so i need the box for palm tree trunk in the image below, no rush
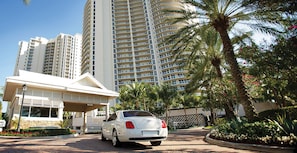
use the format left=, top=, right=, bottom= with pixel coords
left=224, top=101, right=236, bottom=120
left=210, top=108, right=215, bottom=125
left=195, top=107, right=200, bottom=126
left=217, top=29, right=257, bottom=121
left=183, top=108, right=188, bottom=127
left=165, top=106, right=169, bottom=125
left=213, top=62, right=237, bottom=121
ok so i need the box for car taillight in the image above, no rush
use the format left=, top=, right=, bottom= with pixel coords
left=125, top=121, right=135, bottom=129
left=161, top=120, right=167, bottom=128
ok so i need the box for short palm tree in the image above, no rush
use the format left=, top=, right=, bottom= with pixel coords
left=156, top=83, right=178, bottom=124
left=119, top=82, right=146, bottom=110
left=165, top=0, right=286, bottom=121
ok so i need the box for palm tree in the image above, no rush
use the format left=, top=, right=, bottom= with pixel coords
left=181, top=28, right=240, bottom=120
left=156, top=83, right=178, bottom=124
left=178, top=92, right=199, bottom=127
left=165, top=0, right=286, bottom=121
left=119, top=82, right=146, bottom=110
left=144, top=84, right=159, bottom=113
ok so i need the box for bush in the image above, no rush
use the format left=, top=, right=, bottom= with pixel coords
left=210, top=119, right=297, bottom=147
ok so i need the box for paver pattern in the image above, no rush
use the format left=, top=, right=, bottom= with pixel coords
left=0, top=127, right=261, bottom=153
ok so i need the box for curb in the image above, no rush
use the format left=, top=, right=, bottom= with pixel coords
left=205, top=133, right=296, bottom=153
left=0, top=133, right=80, bottom=139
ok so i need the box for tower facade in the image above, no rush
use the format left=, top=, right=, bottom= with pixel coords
left=14, top=37, right=48, bottom=76
left=15, top=34, right=82, bottom=79
left=82, top=0, right=114, bottom=90
left=43, top=33, right=82, bottom=79
left=82, top=0, right=189, bottom=91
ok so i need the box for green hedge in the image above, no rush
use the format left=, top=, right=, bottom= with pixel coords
left=3, top=128, right=73, bottom=137
left=25, top=128, right=72, bottom=136
left=258, top=106, right=297, bottom=121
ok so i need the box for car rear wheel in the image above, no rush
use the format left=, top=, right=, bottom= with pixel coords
left=150, top=141, right=162, bottom=146
left=112, top=129, right=121, bottom=147
left=101, top=132, right=106, bottom=141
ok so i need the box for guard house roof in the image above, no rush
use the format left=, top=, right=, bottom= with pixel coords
left=3, top=70, right=119, bottom=112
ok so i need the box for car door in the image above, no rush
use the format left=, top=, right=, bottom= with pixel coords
left=103, top=113, right=117, bottom=139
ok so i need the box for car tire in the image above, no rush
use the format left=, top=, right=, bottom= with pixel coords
left=101, top=132, right=106, bottom=141
left=112, top=129, right=121, bottom=147
left=150, top=141, right=162, bottom=146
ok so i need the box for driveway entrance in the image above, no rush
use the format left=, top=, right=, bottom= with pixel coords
left=0, top=127, right=258, bottom=153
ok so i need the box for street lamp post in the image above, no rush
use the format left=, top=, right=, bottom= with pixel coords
left=17, top=84, right=27, bottom=132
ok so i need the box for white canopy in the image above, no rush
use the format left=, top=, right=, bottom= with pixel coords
left=3, top=70, right=119, bottom=112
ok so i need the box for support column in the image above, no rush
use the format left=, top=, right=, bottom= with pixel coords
left=105, top=103, right=110, bottom=120
left=82, top=111, right=87, bottom=134
left=58, top=102, right=64, bottom=121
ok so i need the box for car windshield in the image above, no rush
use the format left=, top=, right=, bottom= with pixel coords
left=123, top=111, right=154, bottom=117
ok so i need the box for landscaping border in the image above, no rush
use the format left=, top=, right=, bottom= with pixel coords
left=0, top=133, right=79, bottom=139
left=205, top=133, right=296, bottom=153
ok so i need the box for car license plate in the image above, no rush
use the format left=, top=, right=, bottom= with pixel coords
left=142, top=131, right=158, bottom=136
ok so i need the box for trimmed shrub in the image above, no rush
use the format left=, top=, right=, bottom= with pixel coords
left=210, top=119, right=297, bottom=147
left=1, top=128, right=73, bottom=137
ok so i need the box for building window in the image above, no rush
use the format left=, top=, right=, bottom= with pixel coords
left=51, top=108, right=58, bottom=118
left=21, top=106, right=58, bottom=118
left=21, top=106, right=30, bottom=117
left=30, top=107, right=50, bottom=117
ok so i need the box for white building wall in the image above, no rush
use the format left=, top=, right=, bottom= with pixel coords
left=28, top=37, right=48, bottom=73
left=14, top=37, right=48, bottom=75
left=82, top=0, right=114, bottom=91
left=16, top=34, right=82, bottom=80
left=82, top=0, right=115, bottom=107
left=14, top=41, right=29, bottom=76
left=73, top=34, right=82, bottom=79
left=82, top=0, right=190, bottom=92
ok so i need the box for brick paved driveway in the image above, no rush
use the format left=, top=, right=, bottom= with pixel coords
left=0, top=127, right=259, bottom=153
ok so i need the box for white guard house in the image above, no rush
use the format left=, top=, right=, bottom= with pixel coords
left=3, top=70, right=119, bottom=133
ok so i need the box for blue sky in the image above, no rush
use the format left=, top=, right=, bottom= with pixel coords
left=0, top=0, right=86, bottom=112
left=0, top=0, right=274, bottom=113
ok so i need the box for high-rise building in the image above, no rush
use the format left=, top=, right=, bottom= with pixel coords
left=14, top=37, right=48, bottom=76
left=43, top=33, right=82, bottom=79
left=14, top=34, right=82, bottom=79
left=82, top=0, right=114, bottom=90
left=82, top=0, right=189, bottom=92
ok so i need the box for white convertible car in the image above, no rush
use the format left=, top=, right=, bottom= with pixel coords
left=101, top=110, right=168, bottom=147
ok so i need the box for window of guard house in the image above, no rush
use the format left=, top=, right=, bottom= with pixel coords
left=51, top=108, right=58, bottom=118
left=21, top=106, right=30, bottom=117
left=30, top=107, right=50, bottom=117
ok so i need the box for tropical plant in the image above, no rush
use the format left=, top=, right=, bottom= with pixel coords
left=210, top=119, right=297, bottom=147
left=119, top=82, right=146, bottom=110
left=238, top=34, right=297, bottom=107
left=144, top=84, right=164, bottom=115
left=244, top=0, right=297, bottom=16
left=269, top=115, right=297, bottom=136
left=59, top=112, right=72, bottom=128
left=156, top=83, right=178, bottom=123
left=177, top=92, right=196, bottom=126
left=165, top=0, right=288, bottom=121
left=180, top=28, right=243, bottom=121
